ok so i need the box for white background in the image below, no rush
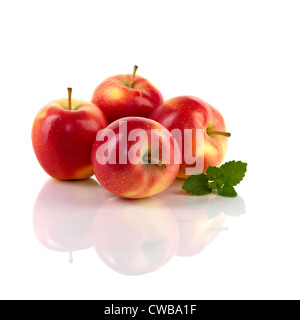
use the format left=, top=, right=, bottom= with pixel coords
left=0, top=0, right=299, bottom=300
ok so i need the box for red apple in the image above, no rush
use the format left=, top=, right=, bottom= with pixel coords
left=149, top=96, right=231, bottom=179
left=91, top=117, right=180, bottom=198
left=32, top=88, right=108, bottom=180
left=92, top=197, right=179, bottom=275
left=91, top=66, right=163, bottom=123
left=33, top=178, right=106, bottom=259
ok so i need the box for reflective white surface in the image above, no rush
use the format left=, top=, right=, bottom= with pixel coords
left=2, top=173, right=298, bottom=300
left=33, top=179, right=246, bottom=276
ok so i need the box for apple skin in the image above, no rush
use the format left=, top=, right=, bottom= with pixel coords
left=91, top=117, right=180, bottom=199
left=91, top=73, right=163, bottom=123
left=92, top=197, right=179, bottom=276
left=149, top=96, right=229, bottom=179
left=32, top=98, right=108, bottom=180
left=33, top=178, right=106, bottom=253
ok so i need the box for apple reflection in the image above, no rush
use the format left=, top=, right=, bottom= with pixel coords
left=92, top=197, right=180, bottom=276
left=156, top=179, right=246, bottom=257
left=33, top=178, right=106, bottom=260
left=33, top=178, right=245, bottom=274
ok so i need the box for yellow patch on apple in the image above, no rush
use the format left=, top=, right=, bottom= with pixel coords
left=108, top=87, right=123, bottom=100
left=36, top=109, right=48, bottom=121
left=73, top=165, right=94, bottom=180
left=204, top=142, right=217, bottom=155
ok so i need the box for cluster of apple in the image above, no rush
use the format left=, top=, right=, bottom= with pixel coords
left=32, top=66, right=230, bottom=199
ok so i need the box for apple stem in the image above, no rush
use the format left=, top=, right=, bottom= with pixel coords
left=207, top=130, right=231, bottom=137
left=69, top=251, right=74, bottom=264
left=144, top=155, right=166, bottom=169
left=158, top=161, right=167, bottom=169
left=129, top=65, right=138, bottom=88
left=67, top=87, right=72, bottom=110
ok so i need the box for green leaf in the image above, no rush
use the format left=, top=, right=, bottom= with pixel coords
left=206, top=166, right=222, bottom=181
left=217, top=185, right=238, bottom=197
left=182, top=174, right=212, bottom=195
left=208, top=181, right=219, bottom=190
left=220, top=161, right=247, bottom=186
left=183, top=160, right=247, bottom=198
